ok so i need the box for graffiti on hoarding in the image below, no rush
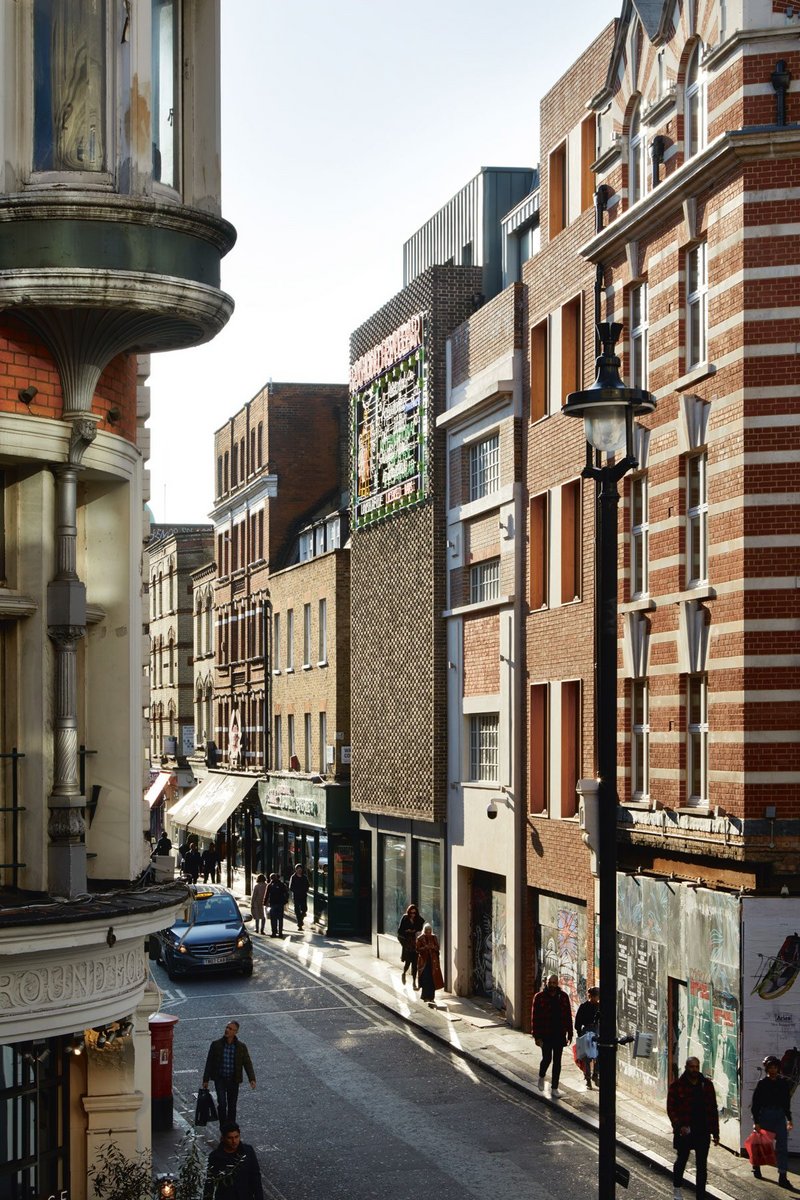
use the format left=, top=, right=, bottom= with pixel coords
left=537, top=896, right=586, bottom=1009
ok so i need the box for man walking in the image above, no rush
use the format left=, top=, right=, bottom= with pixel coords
left=531, top=973, right=573, bottom=1098
left=289, top=863, right=310, bottom=930
left=204, top=1122, right=264, bottom=1200
left=667, top=1055, right=719, bottom=1200
left=202, top=1021, right=256, bottom=1124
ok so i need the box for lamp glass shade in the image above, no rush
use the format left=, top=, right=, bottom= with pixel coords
left=584, top=407, right=626, bottom=453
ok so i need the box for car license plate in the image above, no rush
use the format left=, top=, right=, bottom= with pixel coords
left=205, top=955, right=233, bottom=965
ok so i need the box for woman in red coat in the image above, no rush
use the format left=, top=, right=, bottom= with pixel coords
left=416, top=923, right=444, bottom=1007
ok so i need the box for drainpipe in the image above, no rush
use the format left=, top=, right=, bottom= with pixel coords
left=47, top=417, right=98, bottom=897
left=771, top=60, right=791, bottom=126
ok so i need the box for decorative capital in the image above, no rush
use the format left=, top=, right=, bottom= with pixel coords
left=68, top=416, right=99, bottom=465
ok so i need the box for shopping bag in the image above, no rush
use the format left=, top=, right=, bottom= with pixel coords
left=743, top=1127, right=777, bottom=1167
left=194, top=1088, right=218, bottom=1126
left=577, top=1031, right=598, bottom=1060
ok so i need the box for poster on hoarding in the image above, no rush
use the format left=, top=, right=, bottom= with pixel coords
left=742, top=897, right=800, bottom=1152
left=350, top=314, right=428, bottom=529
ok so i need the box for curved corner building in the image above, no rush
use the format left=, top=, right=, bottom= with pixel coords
left=0, top=1, right=235, bottom=1194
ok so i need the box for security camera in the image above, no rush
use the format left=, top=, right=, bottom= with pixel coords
left=486, top=799, right=499, bottom=820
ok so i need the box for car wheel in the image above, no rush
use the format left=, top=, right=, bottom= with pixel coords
left=241, top=962, right=253, bottom=977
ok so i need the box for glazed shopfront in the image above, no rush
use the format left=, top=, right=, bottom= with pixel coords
left=258, top=776, right=370, bottom=936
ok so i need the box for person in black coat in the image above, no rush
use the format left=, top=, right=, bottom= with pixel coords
left=204, top=1122, right=264, bottom=1200
left=266, top=873, right=288, bottom=937
left=182, top=840, right=202, bottom=883
left=397, top=904, right=424, bottom=987
left=574, top=986, right=600, bottom=1088
left=752, top=1054, right=794, bottom=1186
left=289, top=864, right=310, bottom=930
left=154, top=831, right=172, bottom=856
left=202, top=843, right=219, bottom=883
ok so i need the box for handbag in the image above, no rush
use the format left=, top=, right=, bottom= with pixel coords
left=576, top=1031, right=598, bottom=1061
left=744, top=1127, right=777, bottom=1168
left=194, top=1088, right=219, bottom=1127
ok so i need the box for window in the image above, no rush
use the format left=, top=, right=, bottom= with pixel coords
left=469, top=714, right=499, bottom=782
left=629, top=101, right=645, bottom=205
left=304, top=713, right=312, bottom=771
left=0, top=1037, right=70, bottom=1200
left=685, top=43, right=705, bottom=158
left=561, top=298, right=582, bottom=402
left=415, top=840, right=443, bottom=934
left=470, top=558, right=500, bottom=604
left=223, top=451, right=229, bottom=492
left=380, top=834, right=407, bottom=935
left=530, top=492, right=548, bottom=609
left=216, top=456, right=223, bottom=497
left=686, top=452, right=708, bottom=586
left=152, top=0, right=180, bottom=188
left=287, top=714, right=296, bottom=762
left=580, top=114, right=597, bottom=211
left=469, top=433, right=500, bottom=501
left=274, top=714, right=282, bottom=770
left=318, top=598, right=327, bottom=662
left=34, top=0, right=106, bottom=172
left=560, top=480, right=581, bottom=603
left=299, top=531, right=313, bottom=561
left=630, top=283, right=648, bottom=389
left=549, top=141, right=567, bottom=236
left=686, top=674, right=708, bottom=806
left=272, top=612, right=281, bottom=671
left=319, top=711, right=328, bottom=774
left=286, top=609, right=294, bottom=670
left=326, top=517, right=341, bottom=549
left=530, top=683, right=548, bottom=813
left=530, top=319, right=549, bottom=422
left=686, top=243, right=707, bottom=369
left=561, top=680, right=580, bottom=818
left=302, top=603, right=312, bottom=667
left=631, top=473, right=648, bottom=597
left=257, top=422, right=264, bottom=466
left=631, top=680, right=649, bottom=800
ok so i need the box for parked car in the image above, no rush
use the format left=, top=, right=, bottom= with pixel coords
left=157, top=884, right=253, bottom=979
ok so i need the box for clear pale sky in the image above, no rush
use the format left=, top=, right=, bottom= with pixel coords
left=147, top=0, right=621, bottom=523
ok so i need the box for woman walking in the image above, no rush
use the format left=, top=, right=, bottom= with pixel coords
left=250, top=873, right=267, bottom=935
left=416, top=923, right=444, bottom=1007
left=751, top=1054, right=794, bottom=1187
left=397, top=904, right=424, bottom=987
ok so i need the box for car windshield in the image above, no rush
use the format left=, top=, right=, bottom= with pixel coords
left=189, top=895, right=240, bottom=925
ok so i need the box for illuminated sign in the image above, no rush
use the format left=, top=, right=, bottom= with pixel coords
left=351, top=313, right=428, bottom=529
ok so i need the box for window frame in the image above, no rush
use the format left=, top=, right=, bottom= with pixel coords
left=630, top=472, right=649, bottom=598
left=630, top=282, right=648, bottom=390
left=686, top=451, right=708, bottom=588
left=151, top=0, right=182, bottom=193
left=469, top=558, right=500, bottom=605
left=631, top=679, right=650, bottom=802
left=468, top=713, right=500, bottom=783
left=303, top=603, right=312, bottom=668
left=628, top=100, right=646, bottom=205
left=686, top=242, right=708, bottom=369
left=684, top=42, right=706, bottom=159
left=686, top=673, right=709, bottom=807
left=469, top=432, right=500, bottom=502
left=318, top=598, right=328, bottom=664
left=286, top=609, right=294, bottom=671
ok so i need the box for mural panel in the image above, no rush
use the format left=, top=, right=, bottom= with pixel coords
left=537, top=894, right=587, bottom=1009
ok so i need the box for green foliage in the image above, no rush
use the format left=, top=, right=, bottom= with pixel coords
left=88, top=1133, right=206, bottom=1200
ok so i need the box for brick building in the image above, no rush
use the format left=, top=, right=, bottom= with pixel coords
left=0, top=0, right=232, bottom=1189
left=520, top=0, right=800, bottom=1150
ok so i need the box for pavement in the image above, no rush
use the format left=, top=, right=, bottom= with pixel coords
left=153, top=881, right=790, bottom=1199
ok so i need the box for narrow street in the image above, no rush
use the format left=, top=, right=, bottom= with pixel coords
left=155, top=941, right=667, bottom=1200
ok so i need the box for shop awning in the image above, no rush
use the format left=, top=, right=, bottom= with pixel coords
left=165, top=781, right=207, bottom=828
left=185, top=774, right=258, bottom=838
left=145, top=771, right=174, bottom=808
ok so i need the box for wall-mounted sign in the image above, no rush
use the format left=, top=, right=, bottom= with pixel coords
left=229, top=708, right=241, bottom=769
left=181, top=725, right=195, bottom=756
left=351, top=313, right=428, bottom=529
left=341, top=746, right=351, bottom=764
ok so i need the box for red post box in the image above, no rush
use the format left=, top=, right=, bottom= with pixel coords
left=149, top=1012, right=179, bottom=1132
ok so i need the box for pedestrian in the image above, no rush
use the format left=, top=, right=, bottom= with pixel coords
left=531, top=974, right=574, bottom=1098
left=416, top=923, right=444, bottom=1007
left=182, top=839, right=202, bottom=884
left=289, top=863, right=310, bottom=930
left=751, top=1054, right=794, bottom=1187
left=204, top=1122, right=264, bottom=1200
left=266, top=872, right=288, bottom=937
left=250, top=873, right=267, bottom=935
left=154, top=831, right=172, bottom=856
left=202, top=842, right=219, bottom=883
left=666, top=1055, right=720, bottom=1200
left=201, top=1021, right=256, bottom=1125
left=574, top=986, right=600, bottom=1089
left=397, top=903, right=424, bottom=987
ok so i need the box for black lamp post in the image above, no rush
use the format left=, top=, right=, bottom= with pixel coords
left=562, top=322, right=656, bottom=1198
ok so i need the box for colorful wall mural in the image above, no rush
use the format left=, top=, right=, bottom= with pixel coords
left=537, top=894, right=587, bottom=1009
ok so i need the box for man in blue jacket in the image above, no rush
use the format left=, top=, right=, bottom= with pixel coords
left=204, top=1123, right=263, bottom=1200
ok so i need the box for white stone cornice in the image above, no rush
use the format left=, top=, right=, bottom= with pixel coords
left=580, top=126, right=800, bottom=262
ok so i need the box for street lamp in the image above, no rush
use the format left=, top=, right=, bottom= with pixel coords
left=562, top=321, right=656, bottom=1198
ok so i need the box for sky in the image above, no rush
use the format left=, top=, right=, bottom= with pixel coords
left=147, top=0, right=621, bottom=524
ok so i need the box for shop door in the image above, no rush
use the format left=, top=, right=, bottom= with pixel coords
left=471, top=871, right=507, bottom=1010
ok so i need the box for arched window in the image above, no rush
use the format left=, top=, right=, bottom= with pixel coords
left=685, top=43, right=705, bottom=158
left=629, top=100, right=646, bottom=204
